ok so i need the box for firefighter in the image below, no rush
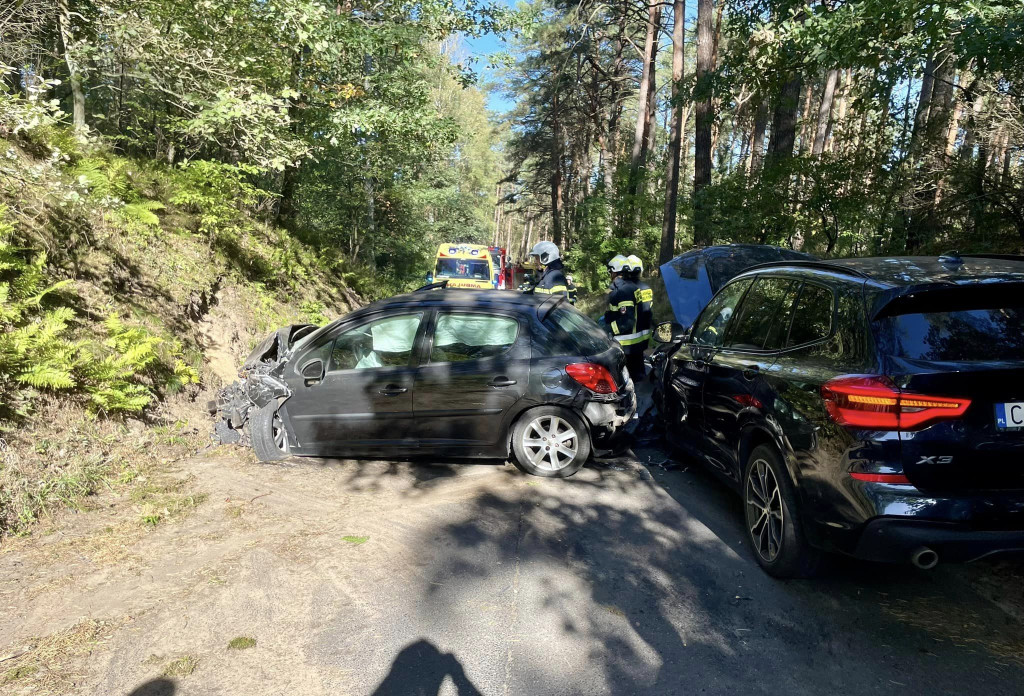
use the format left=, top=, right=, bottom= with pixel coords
left=565, top=274, right=579, bottom=305
left=624, top=254, right=653, bottom=380
left=524, top=241, right=569, bottom=299
left=605, top=255, right=651, bottom=382
left=604, top=254, right=640, bottom=376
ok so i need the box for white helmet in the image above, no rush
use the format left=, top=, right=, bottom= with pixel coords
left=529, top=241, right=560, bottom=265
left=607, top=254, right=628, bottom=273
left=625, top=255, right=643, bottom=273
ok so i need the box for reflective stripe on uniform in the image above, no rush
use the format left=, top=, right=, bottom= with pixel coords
left=608, top=300, right=635, bottom=311
left=614, top=329, right=652, bottom=346
left=610, top=321, right=619, bottom=333
left=635, top=288, right=653, bottom=303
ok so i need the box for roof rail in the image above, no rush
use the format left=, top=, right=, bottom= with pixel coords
left=741, top=260, right=872, bottom=279
left=960, top=253, right=1024, bottom=262
left=415, top=280, right=449, bottom=292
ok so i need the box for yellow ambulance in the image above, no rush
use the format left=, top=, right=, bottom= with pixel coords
left=430, top=244, right=496, bottom=289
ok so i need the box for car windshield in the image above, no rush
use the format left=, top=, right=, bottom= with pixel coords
left=888, top=307, right=1024, bottom=362
left=435, top=258, right=490, bottom=280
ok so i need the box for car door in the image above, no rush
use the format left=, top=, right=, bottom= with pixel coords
left=663, top=277, right=754, bottom=456
left=413, top=310, right=528, bottom=454
left=702, top=276, right=802, bottom=485
left=283, top=311, right=426, bottom=455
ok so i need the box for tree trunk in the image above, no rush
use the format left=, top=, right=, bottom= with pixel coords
left=797, top=81, right=814, bottom=155
left=909, top=55, right=936, bottom=156
left=828, top=69, right=849, bottom=153
left=812, top=69, right=839, bottom=156
left=57, top=0, right=86, bottom=134
left=748, top=99, right=768, bottom=174
left=769, top=75, right=802, bottom=159
left=693, top=0, right=715, bottom=246
left=660, top=0, right=686, bottom=264
left=550, top=93, right=564, bottom=248
left=629, top=2, right=661, bottom=190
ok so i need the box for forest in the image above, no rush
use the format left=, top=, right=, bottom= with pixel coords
left=497, top=0, right=1024, bottom=289
left=4, top=1, right=1024, bottom=295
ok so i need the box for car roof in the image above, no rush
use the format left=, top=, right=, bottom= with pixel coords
left=743, top=255, right=1024, bottom=288
left=364, top=289, right=551, bottom=312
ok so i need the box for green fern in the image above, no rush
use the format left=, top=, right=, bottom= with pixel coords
left=120, top=200, right=165, bottom=227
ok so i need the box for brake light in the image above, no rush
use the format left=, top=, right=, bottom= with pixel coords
left=565, top=363, right=618, bottom=394
left=821, top=375, right=970, bottom=431
left=850, top=472, right=911, bottom=484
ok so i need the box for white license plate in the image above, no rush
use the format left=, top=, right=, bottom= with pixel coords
left=995, top=402, right=1024, bottom=430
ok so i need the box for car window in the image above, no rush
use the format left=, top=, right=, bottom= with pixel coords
left=725, top=277, right=801, bottom=351
left=545, top=306, right=611, bottom=355
left=430, top=314, right=519, bottom=362
left=329, top=313, right=422, bottom=371
left=435, top=258, right=490, bottom=280
left=787, top=284, right=834, bottom=346
left=887, top=308, right=1024, bottom=362
left=693, top=278, right=753, bottom=347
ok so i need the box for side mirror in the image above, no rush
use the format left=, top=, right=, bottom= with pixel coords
left=300, top=359, right=324, bottom=382
left=425, top=273, right=434, bottom=283
left=654, top=321, right=687, bottom=344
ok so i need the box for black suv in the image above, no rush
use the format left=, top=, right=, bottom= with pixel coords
left=652, top=255, right=1024, bottom=577
left=213, top=290, right=635, bottom=477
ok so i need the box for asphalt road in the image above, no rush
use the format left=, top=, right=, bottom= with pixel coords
left=5, top=432, right=1024, bottom=696
left=327, top=448, right=1024, bottom=696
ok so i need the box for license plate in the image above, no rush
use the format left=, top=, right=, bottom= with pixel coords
left=995, top=402, right=1024, bottom=430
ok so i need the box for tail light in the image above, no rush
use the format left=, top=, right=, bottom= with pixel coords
left=821, top=375, right=970, bottom=431
left=565, top=363, right=618, bottom=394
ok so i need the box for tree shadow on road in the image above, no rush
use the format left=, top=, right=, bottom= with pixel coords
left=372, top=639, right=483, bottom=696
left=408, top=458, right=1024, bottom=695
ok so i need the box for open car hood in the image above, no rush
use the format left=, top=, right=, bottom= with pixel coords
left=660, top=245, right=816, bottom=328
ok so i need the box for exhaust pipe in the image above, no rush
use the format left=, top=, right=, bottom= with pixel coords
left=910, top=547, right=939, bottom=570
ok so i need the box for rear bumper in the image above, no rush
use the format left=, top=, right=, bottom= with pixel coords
left=853, top=518, right=1024, bottom=563
left=584, top=383, right=637, bottom=449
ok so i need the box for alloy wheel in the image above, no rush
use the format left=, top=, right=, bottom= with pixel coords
left=745, top=458, right=784, bottom=563
left=272, top=412, right=288, bottom=452
left=522, top=415, right=578, bottom=472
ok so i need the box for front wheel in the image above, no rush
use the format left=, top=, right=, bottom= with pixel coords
left=743, top=444, right=821, bottom=578
left=250, top=402, right=289, bottom=462
left=511, top=406, right=591, bottom=478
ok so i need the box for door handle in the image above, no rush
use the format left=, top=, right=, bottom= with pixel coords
left=489, top=377, right=518, bottom=387
left=742, top=365, right=760, bottom=380
left=379, top=384, right=408, bottom=396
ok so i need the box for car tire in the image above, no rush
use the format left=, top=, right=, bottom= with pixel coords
left=743, top=444, right=821, bottom=578
left=511, top=406, right=591, bottom=478
left=250, top=402, right=289, bottom=462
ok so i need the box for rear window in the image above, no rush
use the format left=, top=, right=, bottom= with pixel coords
left=888, top=308, right=1024, bottom=362
left=546, top=306, right=611, bottom=356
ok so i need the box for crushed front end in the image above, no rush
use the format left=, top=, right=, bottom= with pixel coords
left=208, top=324, right=316, bottom=445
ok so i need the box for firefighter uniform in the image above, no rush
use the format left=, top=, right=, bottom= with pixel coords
left=607, top=256, right=654, bottom=382
left=532, top=258, right=569, bottom=298
left=566, top=275, right=579, bottom=304
left=524, top=241, right=570, bottom=300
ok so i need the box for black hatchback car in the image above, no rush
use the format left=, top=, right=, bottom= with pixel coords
left=212, top=289, right=635, bottom=477
left=652, top=254, right=1024, bottom=577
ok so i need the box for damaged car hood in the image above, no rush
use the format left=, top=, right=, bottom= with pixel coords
left=242, top=323, right=318, bottom=371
